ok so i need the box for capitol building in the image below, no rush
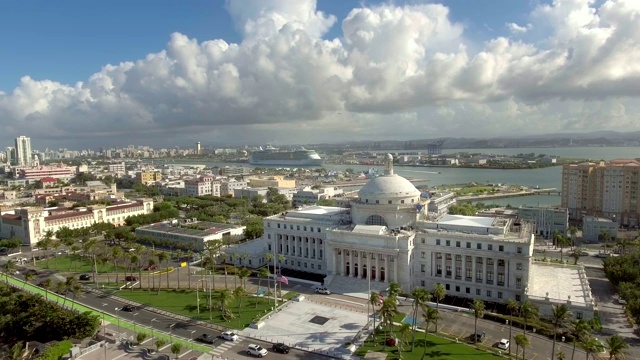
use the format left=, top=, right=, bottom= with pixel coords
left=253, top=155, right=595, bottom=320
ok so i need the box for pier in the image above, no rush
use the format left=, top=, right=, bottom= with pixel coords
left=457, top=188, right=560, bottom=202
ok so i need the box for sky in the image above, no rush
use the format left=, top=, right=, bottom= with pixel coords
left=1, top=0, right=639, bottom=150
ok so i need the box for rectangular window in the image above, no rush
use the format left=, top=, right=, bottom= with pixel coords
left=436, top=264, right=442, bottom=276
left=268, top=234, right=271, bottom=239
left=446, top=240, right=451, bottom=246
left=576, top=312, right=583, bottom=319
left=488, top=244, right=493, bottom=251
left=476, top=269, right=483, bottom=281
left=487, top=259, right=494, bottom=266
left=517, top=247, right=522, bottom=254
left=311, top=264, right=314, bottom=269
left=421, top=252, right=425, bottom=259
left=476, top=257, right=483, bottom=264
left=455, top=266, right=461, bottom=280
left=421, top=264, right=426, bottom=273
left=445, top=284, right=450, bottom=290
left=516, top=263, right=523, bottom=270
left=268, top=244, right=272, bottom=251
left=421, top=280, right=425, bottom=286
left=466, top=268, right=472, bottom=280
left=304, top=263, right=307, bottom=268
left=499, top=245, right=504, bottom=252
left=304, top=226, right=307, bottom=231
left=318, top=228, right=321, bottom=232
left=456, top=241, right=461, bottom=247
left=497, top=272, right=505, bottom=286
left=487, top=290, right=492, bottom=297
left=455, top=255, right=462, bottom=261
left=446, top=253, right=452, bottom=260
left=466, top=287, right=470, bottom=294
left=421, top=238, right=425, bottom=244
left=466, top=242, right=471, bottom=248
left=498, top=292, right=503, bottom=299
left=436, top=239, right=441, bottom=245
left=515, top=294, right=522, bottom=302
left=297, top=261, right=301, bottom=266
left=455, top=286, right=460, bottom=292
left=476, top=289, right=481, bottom=295
left=277, top=224, right=281, bottom=228
left=318, top=265, right=322, bottom=270
left=516, top=277, right=522, bottom=288
left=477, top=243, right=482, bottom=250
left=436, top=252, right=442, bottom=259
left=267, top=222, right=271, bottom=228
left=445, top=265, right=452, bottom=277
left=486, top=270, right=494, bottom=284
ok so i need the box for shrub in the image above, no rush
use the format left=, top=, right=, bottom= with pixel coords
left=37, top=340, right=73, bottom=360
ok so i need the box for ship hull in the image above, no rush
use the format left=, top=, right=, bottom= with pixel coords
left=249, top=158, right=323, bottom=166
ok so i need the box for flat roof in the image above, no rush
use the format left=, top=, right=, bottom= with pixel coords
left=138, top=221, right=241, bottom=237
left=437, top=214, right=496, bottom=228
left=527, top=263, right=593, bottom=306
left=293, top=205, right=346, bottom=216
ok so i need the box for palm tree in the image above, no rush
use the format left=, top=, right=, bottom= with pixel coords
left=276, top=254, right=286, bottom=297
left=3, top=259, right=16, bottom=283
left=170, top=343, right=182, bottom=360
left=8, top=342, right=27, bottom=360
left=506, top=299, right=520, bottom=357
left=568, top=226, right=578, bottom=248
left=410, top=287, right=431, bottom=351
left=521, top=300, right=540, bottom=335
left=159, top=251, right=171, bottom=290
left=147, top=258, right=157, bottom=292
left=42, top=278, right=52, bottom=300
left=369, top=291, right=381, bottom=344
left=257, top=267, right=269, bottom=305
left=514, top=333, right=530, bottom=360
left=231, top=252, right=240, bottom=288
left=218, top=289, right=234, bottom=317
left=23, top=272, right=34, bottom=288
left=136, top=332, right=148, bottom=346
left=154, top=339, right=166, bottom=353
left=233, top=286, right=247, bottom=317
left=398, top=322, right=411, bottom=352
left=36, top=235, right=52, bottom=268
left=606, top=335, right=628, bottom=360
left=55, top=281, right=66, bottom=304
left=432, top=283, right=446, bottom=332
left=264, top=253, right=273, bottom=294
left=582, top=336, right=602, bottom=360
left=552, top=229, right=564, bottom=248
left=222, top=252, right=231, bottom=289
left=186, top=249, right=193, bottom=289
left=421, top=306, right=441, bottom=360
left=111, top=246, right=122, bottom=283
left=238, top=267, right=252, bottom=290
left=68, top=283, right=82, bottom=310
left=600, top=229, right=611, bottom=254
left=157, top=252, right=168, bottom=294
left=471, top=299, right=485, bottom=344
left=558, top=236, right=571, bottom=263
left=557, top=349, right=567, bottom=360
left=175, top=249, right=183, bottom=289
left=388, top=282, right=401, bottom=298
left=570, top=319, right=591, bottom=360
left=551, top=304, right=572, bottom=360
left=379, top=296, right=400, bottom=349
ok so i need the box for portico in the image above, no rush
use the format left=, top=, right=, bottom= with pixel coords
left=332, top=247, right=395, bottom=283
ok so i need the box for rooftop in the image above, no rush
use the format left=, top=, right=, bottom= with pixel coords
left=527, top=262, right=594, bottom=307
left=437, top=214, right=497, bottom=228
left=138, top=221, right=241, bottom=238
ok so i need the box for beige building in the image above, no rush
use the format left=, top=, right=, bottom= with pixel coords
left=562, top=159, right=640, bottom=226
left=246, top=175, right=296, bottom=188
left=136, top=171, right=163, bottom=185
left=0, top=198, right=153, bottom=245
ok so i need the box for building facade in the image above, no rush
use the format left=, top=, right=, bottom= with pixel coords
left=136, top=171, right=163, bottom=185
left=15, top=136, right=32, bottom=167
left=518, top=206, right=569, bottom=238
left=562, top=160, right=640, bottom=226
left=582, top=215, right=618, bottom=243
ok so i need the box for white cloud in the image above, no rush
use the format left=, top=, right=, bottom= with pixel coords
left=2, top=0, right=640, bottom=147
left=506, top=22, right=532, bottom=33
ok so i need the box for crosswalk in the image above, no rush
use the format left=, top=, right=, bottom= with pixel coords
left=209, top=335, right=246, bottom=357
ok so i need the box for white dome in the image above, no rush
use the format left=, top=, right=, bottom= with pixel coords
left=359, top=174, right=421, bottom=198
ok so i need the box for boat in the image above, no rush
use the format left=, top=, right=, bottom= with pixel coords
left=249, top=146, right=323, bottom=166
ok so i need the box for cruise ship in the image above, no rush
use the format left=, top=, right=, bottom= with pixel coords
left=249, top=146, right=323, bottom=166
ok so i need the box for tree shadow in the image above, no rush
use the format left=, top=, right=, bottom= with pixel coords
left=340, top=322, right=362, bottom=331
left=183, top=304, right=198, bottom=313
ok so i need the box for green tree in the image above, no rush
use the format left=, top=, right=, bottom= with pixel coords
left=600, top=229, right=612, bottom=254
left=111, top=246, right=123, bottom=284
left=521, top=300, right=540, bottom=335
left=606, top=335, right=628, bottom=360
left=136, top=332, right=148, bottom=345
left=42, top=278, right=52, bottom=300
left=369, top=291, right=381, bottom=344
left=147, top=258, right=157, bottom=291
left=569, top=319, right=591, bottom=360
left=379, top=296, right=400, bottom=349
left=410, top=287, right=431, bottom=351
left=397, top=322, right=411, bottom=351
left=506, top=299, right=520, bottom=357
left=432, top=283, right=446, bottom=332
left=157, top=251, right=169, bottom=294
left=558, top=236, right=572, bottom=263
left=569, top=248, right=583, bottom=265
left=257, top=267, right=270, bottom=307
left=551, top=304, right=572, bottom=360
left=218, top=289, right=234, bottom=318
left=154, top=339, right=166, bottom=353
left=238, top=267, right=252, bottom=290
left=170, top=343, right=182, bottom=359
left=421, top=306, right=441, bottom=360
left=471, top=299, right=485, bottom=344
left=557, top=349, right=567, bottom=360
left=233, top=286, right=247, bottom=318
left=568, top=226, right=578, bottom=248
left=3, top=259, right=16, bottom=283
left=514, top=333, right=530, bottom=360
left=582, top=336, right=602, bottom=360
left=23, top=271, right=34, bottom=288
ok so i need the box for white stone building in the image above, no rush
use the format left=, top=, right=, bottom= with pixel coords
left=259, top=155, right=595, bottom=319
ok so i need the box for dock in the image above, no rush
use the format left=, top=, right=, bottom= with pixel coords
left=457, top=188, right=560, bottom=202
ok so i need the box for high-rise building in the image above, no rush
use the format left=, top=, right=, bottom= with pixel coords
left=196, top=142, right=201, bottom=155
left=562, top=160, right=640, bottom=226
left=5, top=147, right=16, bottom=165
left=15, top=136, right=32, bottom=167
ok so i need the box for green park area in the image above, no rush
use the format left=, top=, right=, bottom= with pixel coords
left=356, top=328, right=499, bottom=360
left=116, top=289, right=278, bottom=330
left=35, top=254, right=124, bottom=273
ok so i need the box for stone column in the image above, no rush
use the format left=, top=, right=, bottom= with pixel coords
left=462, top=256, right=466, bottom=282
left=350, top=249, right=354, bottom=277
left=472, top=256, right=477, bottom=283
left=441, top=253, right=446, bottom=278
left=384, top=255, right=388, bottom=283
left=367, top=252, right=371, bottom=280
left=375, top=254, right=380, bottom=281
left=393, top=255, right=398, bottom=283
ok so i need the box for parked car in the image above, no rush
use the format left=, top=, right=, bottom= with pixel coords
left=471, top=331, right=486, bottom=342
left=618, top=298, right=627, bottom=305
left=315, top=287, right=331, bottom=295
left=580, top=251, right=589, bottom=256
left=246, top=344, right=268, bottom=357
left=0, top=247, right=9, bottom=255
left=272, top=343, right=290, bottom=354
left=79, top=274, right=92, bottom=281
left=220, top=331, right=238, bottom=341
left=498, top=339, right=510, bottom=350
left=143, top=264, right=158, bottom=271
left=196, top=334, right=216, bottom=344
left=124, top=276, right=138, bottom=281
left=385, top=337, right=397, bottom=347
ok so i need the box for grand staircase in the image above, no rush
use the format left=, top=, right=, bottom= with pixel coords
left=324, top=275, right=389, bottom=299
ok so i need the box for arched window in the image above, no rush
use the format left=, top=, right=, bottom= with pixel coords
left=365, top=214, right=388, bottom=227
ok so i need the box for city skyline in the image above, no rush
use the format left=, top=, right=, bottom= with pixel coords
left=1, top=0, right=640, bottom=149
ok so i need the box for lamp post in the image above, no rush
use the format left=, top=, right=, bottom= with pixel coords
left=133, top=312, right=139, bottom=333
left=169, top=323, right=175, bottom=345
left=151, top=318, right=159, bottom=340
left=190, top=330, right=196, bottom=350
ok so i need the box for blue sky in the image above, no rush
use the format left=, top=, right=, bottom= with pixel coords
left=0, top=0, right=538, bottom=91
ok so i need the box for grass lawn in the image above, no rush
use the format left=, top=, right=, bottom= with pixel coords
left=35, top=255, right=124, bottom=273
left=355, top=328, right=500, bottom=360
left=116, top=289, right=278, bottom=330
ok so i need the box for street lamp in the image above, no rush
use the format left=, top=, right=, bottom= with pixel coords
left=169, top=323, right=175, bottom=345
left=133, top=312, right=139, bottom=333
left=189, top=330, right=196, bottom=349
left=151, top=318, right=159, bottom=339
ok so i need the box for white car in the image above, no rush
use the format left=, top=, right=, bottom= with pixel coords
left=315, top=287, right=331, bottom=295
left=247, top=344, right=268, bottom=357
left=498, top=339, right=510, bottom=350
left=221, top=331, right=238, bottom=341
left=618, top=298, right=627, bottom=305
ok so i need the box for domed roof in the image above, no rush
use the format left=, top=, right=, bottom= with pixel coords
left=359, top=174, right=421, bottom=198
